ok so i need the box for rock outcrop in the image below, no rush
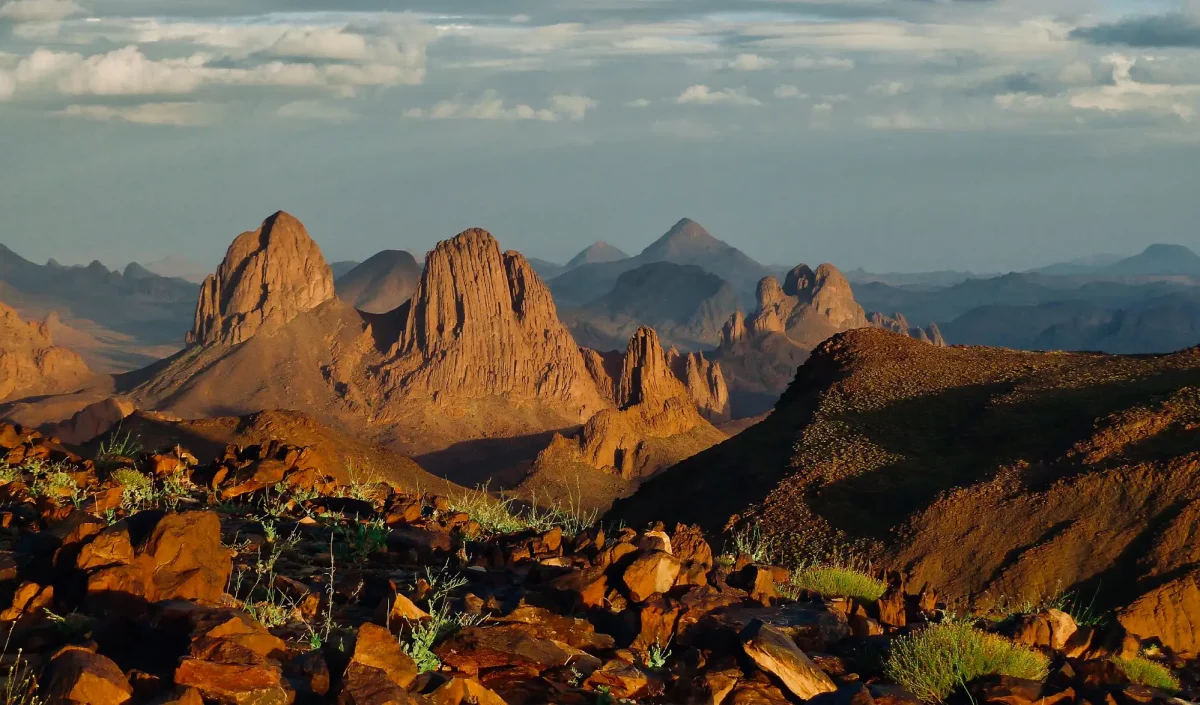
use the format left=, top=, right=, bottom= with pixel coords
left=714, top=263, right=943, bottom=417
left=0, top=302, right=93, bottom=402
left=529, top=328, right=726, bottom=485
left=379, top=229, right=609, bottom=419
left=871, top=312, right=946, bottom=346
left=187, top=211, right=335, bottom=347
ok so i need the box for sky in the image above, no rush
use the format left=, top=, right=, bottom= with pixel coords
left=2, top=0, right=1200, bottom=274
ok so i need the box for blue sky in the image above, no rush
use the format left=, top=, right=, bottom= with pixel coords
left=2, top=0, right=1200, bottom=273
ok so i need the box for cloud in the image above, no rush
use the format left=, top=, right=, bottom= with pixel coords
left=276, top=100, right=356, bottom=123
left=774, top=84, right=807, bottom=99
left=404, top=90, right=596, bottom=122
left=0, top=70, right=14, bottom=99
left=625, top=98, right=651, bottom=107
left=0, top=0, right=82, bottom=22
left=676, top=84, right=760, bottom=106
left=1071, top=15, right=1200, bottom=49
left=727, top=53, right=777, bottom=71
left=1068, top=53, right=1200, bottom=121
left=812, top=102, right=833, bottom=112
left=4, top=44, right=425, bottom=99
left=868, top=80, right=910, bottom=96
left=793, top=56, right=855, bottom=70
left=549, top=93, right=597, bottom=120
left=58, top=102, right=218, bottom=126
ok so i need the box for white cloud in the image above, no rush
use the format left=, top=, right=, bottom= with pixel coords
left=625, top=97, right=651, bottom=107
left=5, top=44, right=426, bottom=99
left=728, top=53, right=777, bottom=71
left=676, top=84, right=760, bottom=106
left=0, top=0, right=82, bottom=22
left=268, top=28, right=373, bottom=62
left=865, top=113, right=939, bottom=130
left=0, top=70, right=14, bottom=99
left=58, top=102, right=218, bottom=126
left=812, top=102, right=833, bottom=112
left=868, top=80, right=909, bottom=96
left=1069, top=54, right=1200, bottom=122
left=510, top=14, right=531, bottom=24
left=404, top=90, right=596, bottom=122
left=774, top=84, right=807, bottom=99
left=793, top=56, right=855, bottom=70
left=276, top=100, right=356, bottom=123
left=549, top=93, right=597, bottom=120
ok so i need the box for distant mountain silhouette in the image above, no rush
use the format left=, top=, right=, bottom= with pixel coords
left=549, top=218, right=771, bottom=306
left=565, top=241, right=629, bottom=270
left=563, top=262, right=739, bottom=351
left=0, top=243, right=196, bottom=371
left=528, top=258, right=566, bottom=280
left=1105, top=244, right=1200, bottom=277
left=329, top=260, right=361, bottom=279
left=335, top=250, right=421, bottom=314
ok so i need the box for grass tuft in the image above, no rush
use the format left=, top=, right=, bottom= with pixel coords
left=785, top=565, right=887, bottom=603
left=885, top=622, right=1050, bottom=703
left=1112, top=656, right=1179, bottom=693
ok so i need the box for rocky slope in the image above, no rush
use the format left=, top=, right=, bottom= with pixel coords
left=0, top=302, right=95, bottom=403
left=0, top=421, right=1191, bottom=704
left=564, top=262, right=741, bottom=352
left=335, top=249, right=422, bottom=314
left=613, top=328, right=1200, bottom=638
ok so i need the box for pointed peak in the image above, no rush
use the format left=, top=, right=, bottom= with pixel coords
left=566, top=240, right=630, bottom=269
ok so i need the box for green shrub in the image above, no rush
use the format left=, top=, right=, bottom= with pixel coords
left=1112, top=656, right=1180, bottom=692
left=885, top=622, right=1050, bottom=703
left=112, top=469, right=159, bottom=511
left=785, top=565, right=888, bottom=602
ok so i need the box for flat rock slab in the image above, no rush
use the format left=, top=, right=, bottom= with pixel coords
left=740, top=618, right=837, bottom=701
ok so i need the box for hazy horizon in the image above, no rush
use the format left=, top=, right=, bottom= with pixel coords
left=4, top=0, right=1200, bottom=272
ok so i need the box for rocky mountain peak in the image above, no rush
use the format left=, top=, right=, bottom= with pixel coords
left=187, top=211, right=335, bottom=347
left=616, top=327, right=683, bottom=409
left=383, top=228, right=609, bottom=418
left=809, top=263, right=865, bottom=329
left=782, top=264, right=815, bottom=298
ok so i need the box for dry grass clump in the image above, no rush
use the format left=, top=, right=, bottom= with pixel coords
left=1111, top=656, right=1180, bottom=693
left=885, top=622, right=1050, bottom=703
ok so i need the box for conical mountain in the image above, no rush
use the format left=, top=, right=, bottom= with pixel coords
left=566, top=241, right=629, bottom=270
left=335, top=249, right=421, bottom=314
left=548, top=218, right=770, bottom=306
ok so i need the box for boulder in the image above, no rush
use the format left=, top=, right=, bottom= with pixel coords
left=739, top=619, right=837, bottom=701
left=1117, top=569, right=1200, bottom=653
left=43, top=648, right=134, bottom=705
left=622, top=551, right=682, bottom=603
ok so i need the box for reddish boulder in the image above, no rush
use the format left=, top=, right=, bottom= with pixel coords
left=622, top=551, right=682, bottom=603
left=43, top=648, right=134, bottom=705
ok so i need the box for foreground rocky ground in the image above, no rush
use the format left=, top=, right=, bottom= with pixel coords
left=0, top=423, right=1195, bottom=704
